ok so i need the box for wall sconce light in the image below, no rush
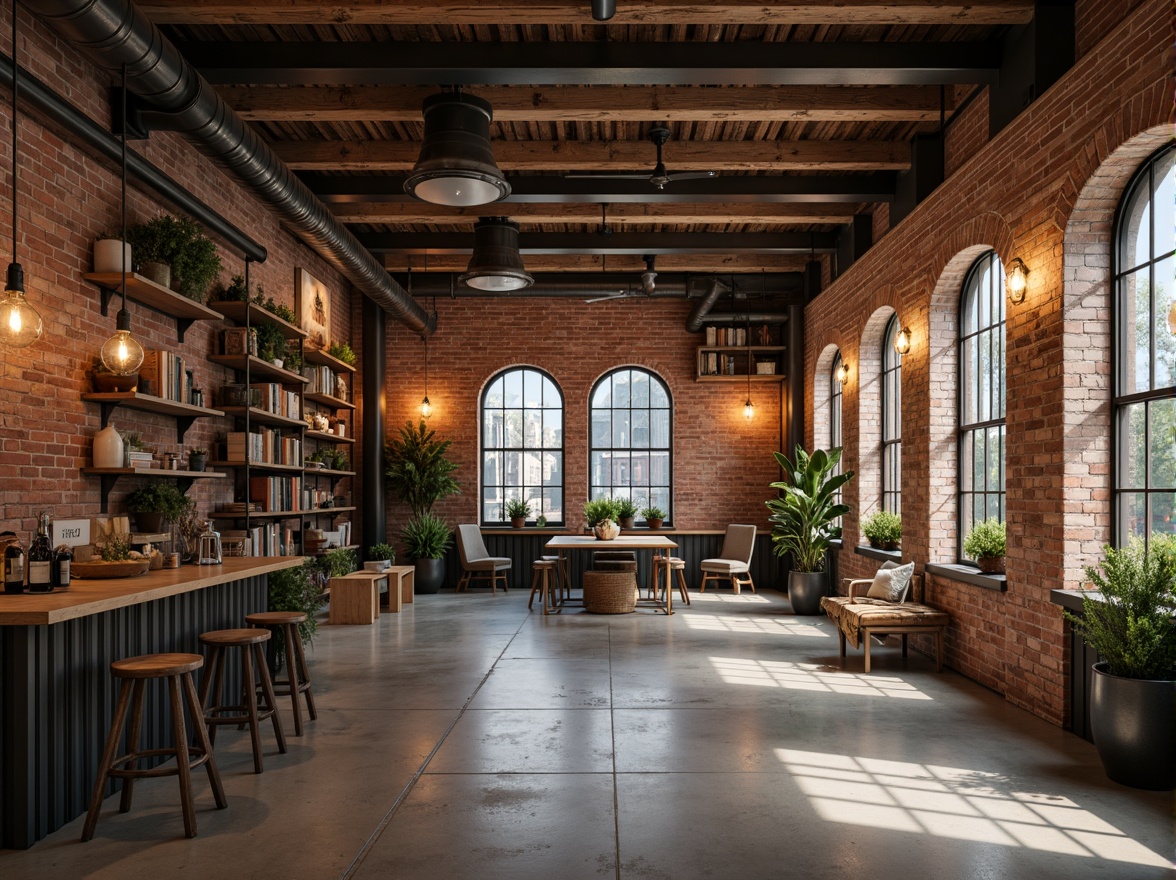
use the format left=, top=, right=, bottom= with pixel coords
left=893, top=325, right=912, bottom=355
left=835, top=361, right=850, bottom=384
left=1006, top=257, right=1028, bottom=304
left=404, top=91, right=510, bottom=207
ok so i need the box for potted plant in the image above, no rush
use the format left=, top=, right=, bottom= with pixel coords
left=1063, top=540, right=1176, bottom=790
left=584, top=497, right=621, bottom=541
left=401, top=513, right=453, bottom=594
left=766, top=446, right=853, bottom=615
left=963, top=518, right=1006, bottom=573
left=506, top=498, right=531, bottom=528
left=862, top=510, right=902, bottom=550
left=255, top=321, right=289, bottom=367
left=187, top=447, right=207, bottom=472
left=366, top=543, right=396, bottom=572
left=385, top=420, right=460, bottom=518
left=125, top=482, right=193, bottom=534
left=126, top=214, right=222, bottom=300
left=536, top=514, right=547, bottom=529
left=641, top=505, right=666, bottom=530
left=615, top=496, right=640, bottom=530
left=267, top=561, right=321, bottom=653
left=328, top=341, right=357, bottom=365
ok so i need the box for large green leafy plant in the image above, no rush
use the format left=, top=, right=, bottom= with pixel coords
left=401, top=512, right=453, bottom=560
left=766, top=446, right=854, bottom=573
left=267, top=562, right=321, bottom=647
left=1064, top=542, right=1176, bottom=680
left=385, top=420, right=460, bottom=517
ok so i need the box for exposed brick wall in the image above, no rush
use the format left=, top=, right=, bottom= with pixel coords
left=381, top=297, right=787, bottom=568
left=803, top=0, right=1173, bottom=727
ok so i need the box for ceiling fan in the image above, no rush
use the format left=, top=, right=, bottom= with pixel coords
left=584, top=255, right=658, bottom=303
left=570, top=126, right=717, bottom=190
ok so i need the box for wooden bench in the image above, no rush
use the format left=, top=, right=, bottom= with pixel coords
left=821, top=574, right=949, bottom=673
left=386, top=565, right=415, bottom=607
left=329, top=571, right=392, bottom=624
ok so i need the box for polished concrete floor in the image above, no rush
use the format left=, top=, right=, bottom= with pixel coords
left=3, top=587, right=1172, bottom=879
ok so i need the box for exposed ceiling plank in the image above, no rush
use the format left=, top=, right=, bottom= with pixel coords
left=356, top=230, right=839, bottom=254
left=180, top=41, right=1000, bottom=86
left=222, top=84, right=956, bottom=124
left=334, top=202, right=859, bottom=225
left=303, top=172, right=896, bottom=203
left=381, top=253, right=815, bottom=272
left=145, top=0, right=1033, bottom=26
left=274, top=139, right=910, bottom=172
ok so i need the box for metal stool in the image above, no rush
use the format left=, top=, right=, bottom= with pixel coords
left=529, top=558, right=560, bottom=614
left=83, top=653, right=226, bottom=841
left=653, top=556, right=691, bottom=605
left=245, top=611, right=317, bottom=737
left=198, top=628, right=287, bottom=773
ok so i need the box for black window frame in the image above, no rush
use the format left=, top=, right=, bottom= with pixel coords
left=882, top=315, right=903, bottom=514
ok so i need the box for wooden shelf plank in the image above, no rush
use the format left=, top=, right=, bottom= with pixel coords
left=304, top=391, right=356, bottom=411
left=211, top=506, right=355, bottom=520
left=208, top=354, right=310, bottom=384
left=305, top=430, right=355, bottom=444
left=695, top=375, right=786, bottom=383
left=305, top=467, right=356, bottom=477
left=304, top=346, right=356, bottom=373
left=218, top=405, right=307, bottom=429
left=81, top=467, right=227, bottom=478
left=208, top=300, right=309, bottom=339
left=84, top=272, right=222, bottom=324
left=209, top=459, right=305, bottom=473
left=82, top=392, right=224, bottom=420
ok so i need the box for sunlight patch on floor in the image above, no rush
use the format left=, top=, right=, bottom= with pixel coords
left=774, top=749, right=1171, bottom=868
left=684, top=613, right=830, bottom=636
left=689, top=593, right=771, bottom=603
left=709, top=657, right=930, bottom=699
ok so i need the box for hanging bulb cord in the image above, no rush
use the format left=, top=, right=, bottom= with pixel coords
left=7, top=0, right=20, bottom=291
left=117, top=64, right=130, bottom=329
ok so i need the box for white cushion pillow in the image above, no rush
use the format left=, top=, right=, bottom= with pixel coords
left=866, top=561, right=915, bottom=603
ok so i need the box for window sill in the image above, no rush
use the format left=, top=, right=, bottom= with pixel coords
left=925, top=562, right=1007, bottom=592
left=854, top=544, right=902, bottom=563
left=829, top=539, right=843, bottom=552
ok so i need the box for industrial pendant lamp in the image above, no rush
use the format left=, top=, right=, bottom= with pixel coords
left=460, top=217, right=533, bottom=291
left=404, top=90, right=510, bottom=207
left=0, top=2, right=43, bottom=348
left=420, top=332, right=432, bottom=419
left=100, top=66, right=143, bottom=375
left=743, top=274, right=759, bottom=421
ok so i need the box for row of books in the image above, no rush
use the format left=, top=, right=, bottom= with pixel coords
left=704, top=325, right=778, bottom=347
left=303, top=365, right=348, bottom=400
left=139, top=350, right=192, bottom=403
left=252, top=382, right=301, bottom=419
left=249, top=475, right=303, bottom=513
left=226, top=430, right=302, bottom=467
left=700, top=353, right=741, bottom=376
left=220, top=521, right=353, bottom=558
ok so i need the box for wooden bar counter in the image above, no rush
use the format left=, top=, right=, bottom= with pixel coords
left=0, top=556, right=303, bottom=849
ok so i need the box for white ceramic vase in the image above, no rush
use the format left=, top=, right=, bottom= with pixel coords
left=93, top=239, right=131, bottom=274
left=93, top=423, right=124, bottom=468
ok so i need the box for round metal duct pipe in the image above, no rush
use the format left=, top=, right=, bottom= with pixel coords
left=592, top=0, right=616, bottom=21
left=26, top=0, right=432, bottom=333
left=404, top=92, right=511, bottom=207
left=685, top=278, right=731, bottom=332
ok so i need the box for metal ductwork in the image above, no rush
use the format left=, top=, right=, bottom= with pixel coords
left=397, top=274, right=695, bottom=299
left=26, top=0, right=432, bottom=333
left=685, top=277, right=730, bottom=332
left=700, top=312, right=792, bottom=325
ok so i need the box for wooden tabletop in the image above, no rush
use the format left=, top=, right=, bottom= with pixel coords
left=544, top=535, right=678, bottom=551
left=0, top=556, right=304, bottom=626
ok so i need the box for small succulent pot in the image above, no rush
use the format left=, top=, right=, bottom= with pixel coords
left=188, top=453, right=207, bottom=472
left=510, top=516, right=525, bottom=529
left=646, top=518, right=664, bottom=530
left=619, top=516, right=635, bottom=530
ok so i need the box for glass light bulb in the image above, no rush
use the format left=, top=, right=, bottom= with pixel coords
left=100, top=329, right=145, bottom=375
left=1007, top=261, right=1027, bottom=303
left=835, top=363, right=849, bottom=384
left=420, top=396, right=432, bottom=419
left=0, top=290, right=43, bottom=348
left=743, top=399, right=755, bottom=420
left=894, top=326, right=911, bottom=355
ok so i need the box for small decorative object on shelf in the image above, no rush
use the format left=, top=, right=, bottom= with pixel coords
left=92, top=422, right=124, bottom=468
left=188, top=447, right=207, bottom=472
left=197, top=521, right=222, bottom=565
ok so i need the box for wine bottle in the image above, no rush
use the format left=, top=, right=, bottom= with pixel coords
left=27, top=512, right=53, bottom=593
left=3, top=532, right=25, bottom=594
left=53, top=543, right=72, bottom=589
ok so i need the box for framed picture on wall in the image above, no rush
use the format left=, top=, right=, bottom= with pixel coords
left=296, top=267, right=331, bottom=350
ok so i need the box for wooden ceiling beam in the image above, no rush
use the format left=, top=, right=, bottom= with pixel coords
left=333, top=202, right=858, bottom=226
left=380, top=253, right=814, bottom=273
left=274, top=139, right=910, bottom=172
left=143, top=0, right=1033, bottom=26
left=223, top=84, right=955, bottom=123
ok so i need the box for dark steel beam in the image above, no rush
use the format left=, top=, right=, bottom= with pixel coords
left=303, top=173, right=896, bottom=204
left=177, top=41, right=1001, bottom=87
left=356, top=231, right=839, bottom=255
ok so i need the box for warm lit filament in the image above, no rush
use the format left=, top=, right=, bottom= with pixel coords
left=743, top=399, right=755, bottom=420
left=421, top=396, right=432, bottom=418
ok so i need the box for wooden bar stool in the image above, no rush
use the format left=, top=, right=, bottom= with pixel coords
left=245, top=611, right=317, bottom=737
left=653, top=556, right=691, bottom=606
left=529, top=558, right=560, bottom=614
left=198, top=628, right=287, bottom=773
left=541, top=554, right=570, bottom=601
left=83, top=653, right=226, bottom=841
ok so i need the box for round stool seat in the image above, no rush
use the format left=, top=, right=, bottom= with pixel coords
left=112, top=653, right=204, bottom=679
left=199, top=627, right=271, bottom=647
left=533, top=558, right=557, bottom=569
left=245, top=610, right=308, bottom=626
left=659, top=557, right=686, bottom=569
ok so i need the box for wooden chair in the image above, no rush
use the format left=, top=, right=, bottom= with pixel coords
left=245, top=611, right=317, bottom=737
left=699, top=524, right=757, bottom=593
left=455, top=524, right=511, bottom=593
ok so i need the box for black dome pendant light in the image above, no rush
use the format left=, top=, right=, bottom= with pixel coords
left=460, top=217, right=533, bottom=292
left=592, top=0, right=616, bottom=21
left=404, top=89, right=510, bottom=207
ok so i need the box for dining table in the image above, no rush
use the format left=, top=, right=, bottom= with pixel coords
left=543, top=534, right=679, bottom=614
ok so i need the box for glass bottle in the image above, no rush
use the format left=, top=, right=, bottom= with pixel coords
left=53, top=543, right=72, bottom=589
left=27, top=512, right=53, bottom=593
left=3, top=532, right=25, bottom=594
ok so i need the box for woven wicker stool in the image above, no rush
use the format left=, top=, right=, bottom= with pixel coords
left=528, top=558, right=560, bottom=614
left=245, top=611, right=317, bottom=737
left=652, top=556, right=691, bottom=605
left=582, top=570, right=638, bottom=613
left=198, top=628, right=287, bottom=773
left=82, top=653, right=226, bottom=841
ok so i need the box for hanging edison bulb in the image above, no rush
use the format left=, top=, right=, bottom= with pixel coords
left=0, top=265, right=43, bottom=348
left=100, top=307, right=145, bottom=375
left=420, top=395, right=433, bottom=419
left=743, top=398, right=755, bottom=421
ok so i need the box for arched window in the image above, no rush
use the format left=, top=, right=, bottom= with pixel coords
left=959, top=251, right=1006, bottom=559
left=1114, top=143, right=1175, bottom=551
left=481, top=367, right=564, bottom=525
left=882, top=316, right=903, bottom=513
left=589, top=367, right=672, bottom=523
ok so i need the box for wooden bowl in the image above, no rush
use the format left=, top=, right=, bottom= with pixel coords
left=71, top=559, right=151, bottom=579
left=91, top=371, right=139, bottom=393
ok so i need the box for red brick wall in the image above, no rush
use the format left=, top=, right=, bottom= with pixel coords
left=803, top=0, right=1173, bottom=726
left=381, top=297, right=787, bottom=559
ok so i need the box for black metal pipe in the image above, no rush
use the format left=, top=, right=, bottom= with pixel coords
left=361, top=294, right=386, bottom=554
left=592, top=0, right=616, bottom=21
left=684, top=277, right=729, bottom=332
left=0, top=52, right=265, bottom=261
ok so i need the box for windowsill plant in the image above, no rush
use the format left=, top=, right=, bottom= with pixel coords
left=862, top=510, right=902, bottom=550
left=963, top=518, right=1006, bottom=573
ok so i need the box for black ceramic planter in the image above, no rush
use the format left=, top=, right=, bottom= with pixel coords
left=414, top=557, right=445, bottom=594
left=1090, top=663, right=1175, bottom=790
left=788, top=571, right=827, bottom=615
